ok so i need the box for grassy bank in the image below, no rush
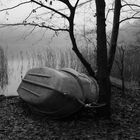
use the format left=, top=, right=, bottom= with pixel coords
left=0, top=87, right=140, bottom=140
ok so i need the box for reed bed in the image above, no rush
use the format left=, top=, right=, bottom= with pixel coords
left=0, top=46, right=8, bottom=94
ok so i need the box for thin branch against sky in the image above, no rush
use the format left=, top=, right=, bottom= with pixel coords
left=0, top=0, right=97, bottom=32
left=0, top=0, right=140, bottom=34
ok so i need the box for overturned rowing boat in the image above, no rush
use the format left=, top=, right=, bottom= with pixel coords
left=17, top=67, right=99, bottom=118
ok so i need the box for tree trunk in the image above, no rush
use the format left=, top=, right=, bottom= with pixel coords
left=95, top=0, right=111, bottom=118
left=108, top=0, right=121, bottom=74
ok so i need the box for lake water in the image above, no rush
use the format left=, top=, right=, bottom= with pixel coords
left=3, top=55, right=48, bottom=96
left=3, top=59, right=29, bottom=96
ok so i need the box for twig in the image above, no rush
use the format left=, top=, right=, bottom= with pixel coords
left=31, top=0, right=69, bottom=20
left=23, top=26, right=36, bottom=39
left=120, top=16, right=140, bottom=23
left=25, top=6, right=42, bottom=21
left=57, top=0, right=73, bottom=9
left=0, top=1, right=31, bottom=12
left=0, top=22, right=69, bottom=32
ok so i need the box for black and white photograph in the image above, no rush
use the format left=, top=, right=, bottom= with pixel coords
left=0, top=0, right=140, bottom=139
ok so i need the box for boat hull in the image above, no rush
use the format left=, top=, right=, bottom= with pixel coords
left=17, top=67, right=99, bottom=118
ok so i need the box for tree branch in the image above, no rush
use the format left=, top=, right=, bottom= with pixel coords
left=0, top=22, right=69, bottom=32
left=0, top=1, right=31, bottom=12
left=23, top=26, right=37, bottom=39
left=106, top=8, right=114, bottom=19
left=57, top=0, right=73, bottom=9
left=120, top=3, right=140, bottom=23
left=106, top=2, right=114, bottom=20
left=32, top=0, right=93, bottom=18
left=31, top=0, right=69, bottom=20
left=120, top=16, right=140, bottom=23
left=75, top=0, right=80, bottom=8
left=25, top=6, right=42, bottom=21
left=122, top=3, right=140, bottom=9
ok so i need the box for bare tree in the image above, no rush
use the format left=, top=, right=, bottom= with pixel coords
left=94, top=0, right=140, bottom=117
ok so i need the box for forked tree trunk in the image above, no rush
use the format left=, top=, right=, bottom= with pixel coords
left=66, top=0, right=122, bottom=118
left=94, top=0, right=122, bottom=118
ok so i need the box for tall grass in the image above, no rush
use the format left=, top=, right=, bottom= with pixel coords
left=112, top=46, right=140, bottom=82
left=0, top=46, right=8, bottom=94
left=19, top=45, right=96, bottom=74
left=5, top=41, right=140, bottom=96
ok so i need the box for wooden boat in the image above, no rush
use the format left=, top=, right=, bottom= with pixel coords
left=17, top=67, right=99, bottom=118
